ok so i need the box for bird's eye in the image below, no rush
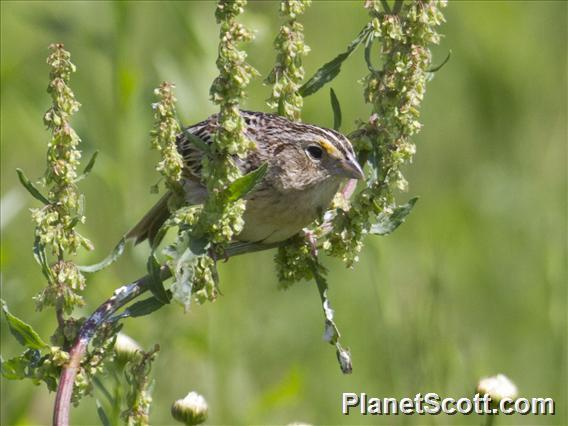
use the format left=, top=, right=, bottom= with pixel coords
left=306, top=145, right=323, bottom=160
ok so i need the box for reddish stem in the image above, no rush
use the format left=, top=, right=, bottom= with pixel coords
left=52, top=271, right=163, bottom=426
left=53, top=340, right=87, bottom=426
left=52, top=241, right=278, bottom=425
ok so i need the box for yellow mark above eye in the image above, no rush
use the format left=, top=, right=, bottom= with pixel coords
left=319, top=139, right=339, bottom=157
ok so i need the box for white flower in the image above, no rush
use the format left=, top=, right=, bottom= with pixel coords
left=476, top=374, right=518, bottom=402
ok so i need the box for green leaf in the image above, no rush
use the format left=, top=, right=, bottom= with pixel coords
left=308, top=261, right=339, bottom=345
left=188, top=237, right=208, bottom=256
left=151, top=224, right=170, bottom=251
left=75, top=150, right=99, bottom=182
left=1, top=355, right=28, bottom=380
left=96, top=399, right=112, bottom=426
left=184, top=130, right=210, bottom=153
left=163, top=232, right=203, bottom=311
left=393, top=0, right=404, bottom=14
left=121, top=295, right=168, bottom=319
left=308, top=259, right=352, bottom=374
left=329, top=88, right=342, bottom=131
left=146, top=254, right=170, bottom=305
left=428, top=50, right=452, bottom=73
left=16, top=169, right=50, bottom=204
left=93, top=377, right=114, bottom=406
left=1, top=300, right=48, bottom=350
left=78, top=237, right=126, bottom=273
left=299, top=24, right=372, bottom=97
left=369, top=197, right=419, bottom=235
left=33, top=237, right=53, bottom=282
left=225, top=163, right=268, bottom=202
left=364, top=34, right=378, bottom=73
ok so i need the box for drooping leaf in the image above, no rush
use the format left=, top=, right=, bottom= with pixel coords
left=16, top=169, right=50, bottom=204
left=225, top=163, right=268, bottom=202
left=146, top=254, right=170, bottom=305
left=1, top=300, right=48, bottom=350
left=299, top=24, right=372, bottom=97
left=309, top=261, right=340, bottom=345
left=335, top=343, right=353, bottom=375
left=78, top=237, right=126, bottom=273
left=329, top=88, right=342, bottom=131
left=308, top=259, right=353, bottom=375
left=75, top=150, right=99, bottom=182
left=369, top=197, right=419, bottom=235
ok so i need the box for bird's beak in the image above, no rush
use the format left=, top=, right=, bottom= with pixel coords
left=338, top=154, right=365, bottom=180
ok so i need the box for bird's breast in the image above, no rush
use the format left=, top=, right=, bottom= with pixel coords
left=238, top=178, right=341, bottom=244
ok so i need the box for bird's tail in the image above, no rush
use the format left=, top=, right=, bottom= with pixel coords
left=126, top=192, right=172, bottom=246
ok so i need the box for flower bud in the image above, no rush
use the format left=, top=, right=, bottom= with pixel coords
left=171, top=391, right=208, bottom=425
left=476, top=374, right=518, bottom=402
left=113, top=333, right=141, bottom=364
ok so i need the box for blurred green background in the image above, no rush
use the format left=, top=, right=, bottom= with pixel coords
left=1, top=1, right=566, bottom=425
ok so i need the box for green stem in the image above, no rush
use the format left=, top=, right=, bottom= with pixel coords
left=484, top=413, right=495, bottom=426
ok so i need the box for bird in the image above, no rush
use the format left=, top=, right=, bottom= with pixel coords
left=126, top=110, right=364, bottom=246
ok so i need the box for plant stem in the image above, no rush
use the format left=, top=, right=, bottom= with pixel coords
left=52, top=240, right=281, bottom=426
left=484, top=413, right=495, bottom=426
left=53, top=266, right=169, bottom=426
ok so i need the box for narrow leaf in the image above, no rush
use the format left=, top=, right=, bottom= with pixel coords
left=184, top=130, right=210, bottom=153
left=329, top=88, right=342, bottom=131
left=392, top=0, right=404, bottom=14
left=364, top=34, right=379, bottom=73
left=369, top=197, right=419, bottom=235
left=121, top=295, right=167, bottom=319
left=33, top=237, right=53, bottom=282
left=151, top=224, right=170, bottom=251
left=146, top=254, right=170, bottom=305
left=428, top=50, right=452, bottom=73
left=75, top=150, right=99, bottom=182
left=78, top=237, right=126, bottom=273
left=1, top=300, right=48, bottom=350
left=309, top=261, right=340, bottom=345
left=16, top=169, right=50, bottom=204
left=225, top=163, right=268, bottom=202
left=300, top=24, right=372, bottom=97
left=380, top=0, right=392, bottom=13
left=96, top=399, right=112, bottom=426
left=93, top=377, right=114, bottom=406
left=308, top=259, right=352, bottom=375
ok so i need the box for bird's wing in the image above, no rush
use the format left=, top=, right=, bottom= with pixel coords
left=177, top=115, right=264, bottom=179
